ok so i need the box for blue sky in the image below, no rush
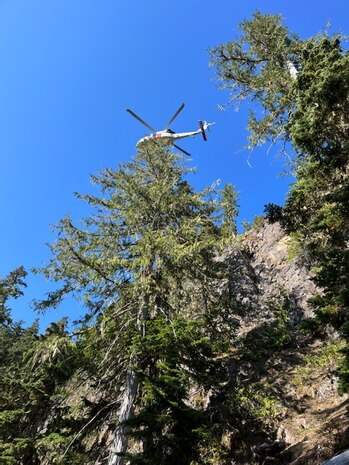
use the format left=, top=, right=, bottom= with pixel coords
left=1, top=0, right=348, bottom=328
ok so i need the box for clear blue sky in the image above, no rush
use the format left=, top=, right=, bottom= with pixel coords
left=1, top=0, right=348, bottom=328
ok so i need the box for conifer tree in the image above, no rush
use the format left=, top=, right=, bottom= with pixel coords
left=210, top=12, right=349, bottom=389
left=220, top=183, right=239, bottom=241
left=209, top=11, right=302, bottom=149
left=0, top=267, right=80, bottom=465
left=36, top=141, right=233, bottom=464
left=0, top=267, right=26, bottom=325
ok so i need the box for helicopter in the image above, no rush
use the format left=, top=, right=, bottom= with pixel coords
left=126, top=103, right=215, bottom=156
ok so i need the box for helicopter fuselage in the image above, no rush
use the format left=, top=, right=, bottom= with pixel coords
left=136, top=128, right=203, bottom=146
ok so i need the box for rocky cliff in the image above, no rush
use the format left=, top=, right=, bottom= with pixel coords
left=218, top=221, right=348, bottom=465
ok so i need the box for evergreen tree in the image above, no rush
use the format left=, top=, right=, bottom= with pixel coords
left=282, top=37, right=349, bottom=388
left=0, top=267, right=26, bottom=325
left=209, top=11, right=302, bottom=149
left=35, top=141, right=234, bottom=464
left=220, top=183, right=239, bottom=241
left=0, top=276, right=80, bottom=465
left=210, top=12, right=349, bottom=389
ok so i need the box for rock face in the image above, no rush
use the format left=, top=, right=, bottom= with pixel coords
left=219, top=221, right=348, bottom=465
left=241, top=222, right=318, bottom=322
left=223, top=222, right=319, bottom=325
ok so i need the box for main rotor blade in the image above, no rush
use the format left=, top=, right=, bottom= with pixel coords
left=165, top=103, right=185, bottom=128
left=126, top=109, right=155, bottom=132
left=173, top=144, right=191, bottom=156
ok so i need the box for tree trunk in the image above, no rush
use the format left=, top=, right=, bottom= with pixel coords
left=107, top=367, right=139, bottom=465
left=108, top=290, right=149, bottom=465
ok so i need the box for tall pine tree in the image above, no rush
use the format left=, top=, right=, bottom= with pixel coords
left=36, top=141, right=234, bottom=464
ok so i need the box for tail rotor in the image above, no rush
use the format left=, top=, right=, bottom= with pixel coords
left=199, top=120, right=215, bottom=141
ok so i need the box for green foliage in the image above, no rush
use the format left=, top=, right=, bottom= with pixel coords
left=288, top=36, right=349, bottom=158
left=219, top=183, right=239, bottom=241
left=35, top=143, right=220, bottom=321
left=0, top=306, right=85, bottom=465
left=29, top=141, right=234, bottom=463
left=241, top=216, right=265, bottom=234
left=211, top=10, right=349, bottom=393
left=0, top=266, right=26, bottom=326
left=35, top=433, right=85, bottom=465
left=228, top=384, right=282, bottom=424
left=209, top=11, right=302, bottom=148
left=0, top=437, right=33, bottom=465
left=35, top=433, right=70, bottom=463
left=251, top=215, right=265, bottom=229
left=240, top=298, right=292, bottom=362
left=125, top=315, right=225, bottom=465
left=301, top=340, right=344, bottom=369
left=286, top=232, right=305, bottom=262
left=282, top=39, right=349, bottom=386
left=291, top=340, right=344, bottom=396
left=264, top=203, right=284, bottom=224
left=241, top=220, right=252, bottom=232
left=128, top=327, right=225, bottom=464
